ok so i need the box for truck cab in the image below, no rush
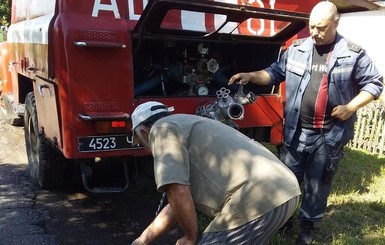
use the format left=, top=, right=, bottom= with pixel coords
left=0, top=0, right=317, bottom=192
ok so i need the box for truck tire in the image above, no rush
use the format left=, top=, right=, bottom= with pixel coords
left=24, top=92, right=66, bottom=189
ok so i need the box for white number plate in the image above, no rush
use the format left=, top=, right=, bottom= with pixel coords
left=78, top=135, right=134, bottom=152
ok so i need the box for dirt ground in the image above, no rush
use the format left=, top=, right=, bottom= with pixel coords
left=0, top=116, right=181, bottom=245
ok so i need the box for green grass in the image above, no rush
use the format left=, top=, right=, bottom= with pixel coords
left=270, top=147, right=385, bottom=245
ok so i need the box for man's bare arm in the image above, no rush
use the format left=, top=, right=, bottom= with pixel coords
left=132, top=203, right=178, bottom=245
left=167, top=184, right=199, bottom=245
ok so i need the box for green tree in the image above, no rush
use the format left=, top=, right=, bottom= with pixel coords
left=0, top=0, right=11, bottom=27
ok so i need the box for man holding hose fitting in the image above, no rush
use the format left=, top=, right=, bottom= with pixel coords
left=228, top=2, right=383, bottom=244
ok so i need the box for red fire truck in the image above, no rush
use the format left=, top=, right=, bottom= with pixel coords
left=0, top=0, right=318, bottom=193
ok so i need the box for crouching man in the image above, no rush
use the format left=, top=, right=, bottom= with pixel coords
left=131, top=101, right=301, bottom=245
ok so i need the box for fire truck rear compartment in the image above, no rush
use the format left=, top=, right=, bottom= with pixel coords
left=132, top=39, right=281, bottom=97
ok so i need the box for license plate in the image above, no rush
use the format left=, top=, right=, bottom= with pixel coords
left=78, top=135, right=134, bottom=152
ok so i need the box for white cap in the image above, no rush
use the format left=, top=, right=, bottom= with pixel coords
left=131, top=101, right=174, bottom=130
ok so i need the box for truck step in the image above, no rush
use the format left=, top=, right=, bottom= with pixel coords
left=80, top=159, right=130, bottom=194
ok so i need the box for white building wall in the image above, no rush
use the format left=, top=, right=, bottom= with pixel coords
left=338, top=8, right=385, bottom=79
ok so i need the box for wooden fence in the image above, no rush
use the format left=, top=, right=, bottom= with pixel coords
left=348, top=99, right=385, bottom=156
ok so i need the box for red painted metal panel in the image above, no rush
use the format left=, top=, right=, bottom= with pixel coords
left=53, top=1, right=133, bottom=158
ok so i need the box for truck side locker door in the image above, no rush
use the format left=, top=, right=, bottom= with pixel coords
left=33, top=77, right=62, bottom=148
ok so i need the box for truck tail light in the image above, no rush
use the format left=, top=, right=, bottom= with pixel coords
left=95, top=120, right=130, bottom=134
left=111, top=121, right=126, bottom=128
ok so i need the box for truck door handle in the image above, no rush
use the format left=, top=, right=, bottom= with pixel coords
left=38, top=84, right=51, bottom=97
left=73, top=41, right=126, bottom=49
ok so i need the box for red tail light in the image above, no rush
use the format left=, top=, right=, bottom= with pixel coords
left=95, top=121, right=130, bottom=134
left=111, top=121, right=126, bottom=128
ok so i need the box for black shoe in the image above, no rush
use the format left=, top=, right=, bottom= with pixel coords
left=297, top=220, right=313, bottom=245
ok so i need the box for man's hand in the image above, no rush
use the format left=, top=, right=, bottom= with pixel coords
left=176, top=236, right=196, bottom=245
left=331, top=91, right=375, bottom=121
left=228, top=70, right=271, bottom=86
left=131, top=240, right=145, bottom=245
left=331, top=104, right=355, bottom=121
left=228, top=72, right=251, bottom=85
